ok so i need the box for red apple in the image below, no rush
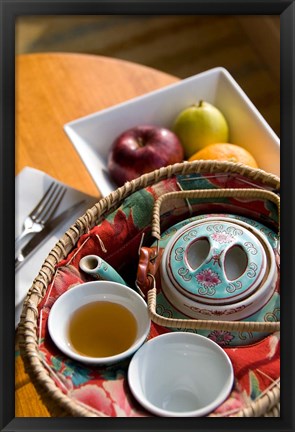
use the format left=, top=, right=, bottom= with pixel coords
left=108, top=125, right=184, bottom=186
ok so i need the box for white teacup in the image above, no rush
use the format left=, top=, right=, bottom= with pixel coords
left=48, top=281, right=151, bottom=365
left=128, top=332, right=234, bottom=417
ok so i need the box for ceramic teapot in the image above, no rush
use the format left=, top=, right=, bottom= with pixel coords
left=136, top=188, right=280, bottom=347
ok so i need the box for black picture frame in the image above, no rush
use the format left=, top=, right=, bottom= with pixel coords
left=1, top=1, right=294, bottom=431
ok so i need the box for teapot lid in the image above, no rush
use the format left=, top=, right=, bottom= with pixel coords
left=162, top=218, right=269, bottom=306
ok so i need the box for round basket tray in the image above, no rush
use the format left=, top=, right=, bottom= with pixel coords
left=18, top=160, right=280, bottom=417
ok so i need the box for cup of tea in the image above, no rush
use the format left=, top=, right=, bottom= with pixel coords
left=48, top=281, right=151, bottom=365
left=128, top=332, right=234, bottom=417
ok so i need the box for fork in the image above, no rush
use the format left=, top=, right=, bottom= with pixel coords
left=15, top=181, right=67, bottom=245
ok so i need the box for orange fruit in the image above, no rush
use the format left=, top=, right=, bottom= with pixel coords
left=188, top=143, right=258, bottom=168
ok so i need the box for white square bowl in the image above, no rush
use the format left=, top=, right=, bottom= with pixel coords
left=64, top=67, right=280, bottom=197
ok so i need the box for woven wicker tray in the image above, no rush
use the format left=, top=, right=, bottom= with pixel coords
left=18, top=160, right=280, bottom=417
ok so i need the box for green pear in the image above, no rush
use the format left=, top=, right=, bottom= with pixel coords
left=173, top=100, right=229, bottom=158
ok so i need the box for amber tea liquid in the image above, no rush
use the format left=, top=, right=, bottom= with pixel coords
left=68, top=301, right=137, bottom=357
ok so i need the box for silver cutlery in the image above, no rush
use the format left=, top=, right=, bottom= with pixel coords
left=15, top=182, right=67, bottom=245
left=15, top=199, right=85, bottom=271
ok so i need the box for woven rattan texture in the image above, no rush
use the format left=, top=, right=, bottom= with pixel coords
left=18, top=160, right=280, bottom=417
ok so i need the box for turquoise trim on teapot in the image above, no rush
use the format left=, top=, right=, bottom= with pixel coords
left=152, top=213, right=279, bottom=347
left=79, top=255, right=127, bottom=286
left=157, top=213, right=278, bottom=250
left=167, top=220, right=266, bottom=304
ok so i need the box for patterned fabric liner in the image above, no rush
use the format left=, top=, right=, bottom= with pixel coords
left=37, top=172, right=280, bottom=417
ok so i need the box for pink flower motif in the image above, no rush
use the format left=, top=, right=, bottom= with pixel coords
left=71, top=380, right=147, bottom=417
left=71, top=383, right=115, bottom=416
left=196, top=269, right=221, bottom=287
left=208, top=330, right=234, bottom=347
left=212, top=232, right=235, bottom=244
left=103, top=378, right=147, bottom=417
left=213, top=389, right=247, bottom=415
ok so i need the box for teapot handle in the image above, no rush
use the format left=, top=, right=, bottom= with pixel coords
left=151, top=187, right=280, bottom=240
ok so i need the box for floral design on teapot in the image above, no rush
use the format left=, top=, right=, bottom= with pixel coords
left=246, top=263, right=258, bottom=278
left=174, top=247, right=185, bottom=262
left=196, top=269, right=221, bottom=291
left=178, top=267, right=192, bottom=282
left=156, top=214, right=279, bottom=346
left=226, top=281, right=243, bottom=294
left=167, top=220, right=267, bottom=304
left=206, top=249, right=223, bottom=267
left=244, top=242, right=258, bottom=255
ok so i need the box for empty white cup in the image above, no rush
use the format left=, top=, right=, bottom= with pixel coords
left=128, top=332, right=234, bottom=417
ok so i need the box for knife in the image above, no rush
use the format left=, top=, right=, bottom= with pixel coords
left=15, top=199, right=85, bottom=271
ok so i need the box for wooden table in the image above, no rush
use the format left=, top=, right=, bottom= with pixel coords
left=15, top=52, right=178, bottom=417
